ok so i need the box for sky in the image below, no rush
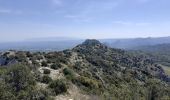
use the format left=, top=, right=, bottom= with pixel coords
left=0, top=0, right=170, bottom=42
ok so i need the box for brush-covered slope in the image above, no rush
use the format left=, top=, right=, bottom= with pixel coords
left=0, top=39, right=170, bottom=100
left=131, top=43, right=170, bottom=67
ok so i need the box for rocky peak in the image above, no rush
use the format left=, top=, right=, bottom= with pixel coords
left=73, top=39, right=109, bottom=52
left=82, top=39, right=101, bottom=46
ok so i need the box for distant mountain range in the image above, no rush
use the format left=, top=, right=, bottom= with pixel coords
left=132, top=43, right=170, bottom=52
left=101, top=36, right=170, bottom=49
left=1, top=36, right=170, bottom=51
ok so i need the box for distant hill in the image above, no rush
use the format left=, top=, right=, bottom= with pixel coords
left=131, top=43, right=170, bottom=67
left=101, top=36, right=170, bottom=49
left=132, top=43, right=170, bottom=52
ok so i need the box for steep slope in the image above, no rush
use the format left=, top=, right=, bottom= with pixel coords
left=62, top=39, right=170, bottom=99
left=71, top=39, right=169, bottom=82
left=131, top=43, right=170, bottom=67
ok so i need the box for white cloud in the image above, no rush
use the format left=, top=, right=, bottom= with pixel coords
left=113, top=21, right=151, bottom=26
left=135, top=22, right=151, bottom=26
left=0, top=9, right=23, bottom=14
left=61, top=0, right=119, bottom=22
left=113, top=21, right=132, bottom=25
left=64, top=15, right=78, bottom=19
left=64, top=14, right=92, bottom=22
left=135, top=0, right=150, bottom=3
left=14, top=10, right=23, bottom=14
left=51, top=0, right=63, bottom=6
left=0, top=9, right=11, bottom=13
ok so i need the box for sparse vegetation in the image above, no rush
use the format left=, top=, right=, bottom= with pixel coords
left=0, top=64, right=52, bottom=100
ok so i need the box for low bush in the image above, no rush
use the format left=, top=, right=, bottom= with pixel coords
left=63, top=68, right=75, bottom=80
left=72, top=76, right=103, bottom=94
left=51, top=63, right=62, bottom=70
left=41, top=61, right=48, bottom=67
left=49, top=79, right=67, bottom=95
left=41, top=75, right=52, bottom=84
left=43, top=69, right=51, bottom=74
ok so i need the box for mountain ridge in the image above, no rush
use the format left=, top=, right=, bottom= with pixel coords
left=0, top=39, right=170, bottom=100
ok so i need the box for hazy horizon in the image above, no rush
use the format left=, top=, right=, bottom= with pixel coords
left=1, top=0, right=170, bottom=42
left=1, top=35, right=170, bottom=43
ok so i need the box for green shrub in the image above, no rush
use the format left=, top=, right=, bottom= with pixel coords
left=63, top=68, right=75, bottom=80
left=32, top=60, right=40, bottom=66
left=43, top=69, right=51, bottom=74
left=51, top=63, right=62, bottom=70
left=6, top=64, right=36, bottom=92
left=0, top=64, right=53, bottom=100
left=73, top=76, right=100, bottom=90
left=26, top=52, right=33, bottom=57
left=0, top=80, right=16, bottom=100
left=17, top=88, right=52, bottom=100
left=41, top=61, right=48, bottom=67
left=49, top=79, right=67, bottom=95
left=41, top=75, right=52, bottom=84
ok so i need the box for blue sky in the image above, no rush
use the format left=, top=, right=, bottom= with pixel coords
left=0, top=0, right=170, bottom=42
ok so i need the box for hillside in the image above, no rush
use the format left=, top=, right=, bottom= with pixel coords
left=0, top=39, right=170, bottom=100
left=131, top=43, right=170, bottom=67
left=132, top=43, right=170, bottom=52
